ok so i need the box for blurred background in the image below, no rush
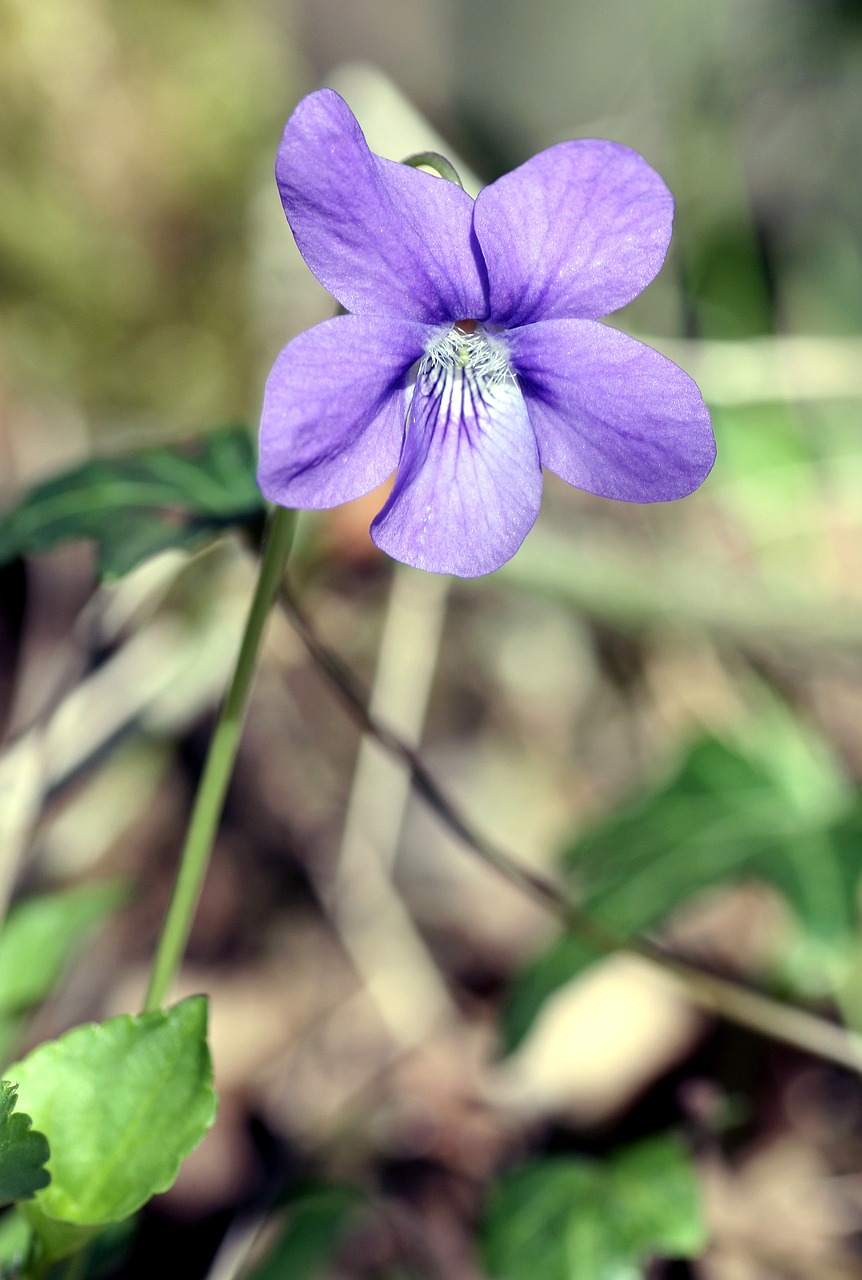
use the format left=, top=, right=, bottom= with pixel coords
left=4, top=1, right=862, bottom=1277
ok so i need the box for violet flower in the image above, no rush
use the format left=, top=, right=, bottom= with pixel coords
left=258, top=89, right=714, bottom=577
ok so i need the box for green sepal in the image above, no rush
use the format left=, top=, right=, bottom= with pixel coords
left=400, top=151, right=464, bottom=188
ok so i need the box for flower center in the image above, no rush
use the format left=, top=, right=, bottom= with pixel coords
left=405, top=322, right=520, bottom=456
left=421, top=321, right=514, bottom=385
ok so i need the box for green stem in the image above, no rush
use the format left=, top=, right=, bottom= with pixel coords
left=61, top=1242, right=92, bottom=1280
left=143, top=507, right=295, bottom=1013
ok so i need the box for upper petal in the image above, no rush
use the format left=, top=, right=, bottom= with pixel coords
left=276, top=89, right=488, bottom=323
left=258, top=314, right=432, bottom=509
left=371, top=329, right=542, bottom=576
left=507, top=319, right=715, bottom=502
left=474, top=140, right=675, bottom=327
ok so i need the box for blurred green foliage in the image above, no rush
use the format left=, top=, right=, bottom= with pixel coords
left=504, top=717, right=862, bottom=1049
left=0, top=425, right=264, bottom=579
left=481, top=1133, right=704, bottom=1280
left=0, top=0, right=291, bottom=434
left=247, top=1187, right=367, bottom=1280
left=0, top=884, right=126, bottom=1067
left=0, top=882, right=125, bottom=1020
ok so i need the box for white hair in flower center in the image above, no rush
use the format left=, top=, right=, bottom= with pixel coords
left=421, top=322, right=514, bottom=386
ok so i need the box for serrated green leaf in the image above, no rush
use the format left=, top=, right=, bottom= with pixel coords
left=504, top=734, right=856, bottom=1050
left=0, top=882, right=127, bottom=1020
left=0, top=1082, right=50, bottom=1205
left=8, top=996, right=216, bottom=1228
left=481, top=1134, right=704, bottom=1280
left=248, top=1188, right=365, bottom=1280
left=0, top=426, right=265, bottom=580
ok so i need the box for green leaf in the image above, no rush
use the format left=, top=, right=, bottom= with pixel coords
left=0, top=426, right=265, bottom=580
left=248, top=1188, right=365, bottom=1280
left=8, top=996, right=216, bottom=1229
left=0, top=882, right=127, bottom=1019
left=0, top=1082, right=50, bottom=1205
left=504, top=733, right=855, bottom=1050
left=562, top=740, right=802, bottom=928
left=481, top=1134, right=704, bottom=1280
left=610, top=1137, right=705, bottom=1259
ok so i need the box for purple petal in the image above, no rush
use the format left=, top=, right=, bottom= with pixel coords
left=474, top=140, right=674, bottom=327
left=258, top=314, right=432, bottom=509
left=507, top=319, right=715, bottom=501
left=371, top=339, right=542, bottom=576
left=276, top=89, right=487, bottom=323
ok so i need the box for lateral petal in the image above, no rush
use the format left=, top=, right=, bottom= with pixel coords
left=474, top=140, right=674, bottom=327
left=507, top=319, right=715, bottom=501
left=276, top=89, right=488, bottom=323
left=371, top=341, right=542, bottom=576
left=258, top=314, right=431, bottom=509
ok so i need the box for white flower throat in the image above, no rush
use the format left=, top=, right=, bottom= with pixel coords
left=421, top=321, right=514, bottom=385
left=409, top=321, right=520, bottom=448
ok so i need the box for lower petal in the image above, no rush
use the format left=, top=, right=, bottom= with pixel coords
left=508, top=319, right=715, bottom=502
left=258, top=314, right=431, bottom=509
left=371, top=346, right=542, bottom=577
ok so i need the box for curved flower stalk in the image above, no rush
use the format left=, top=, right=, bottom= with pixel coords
left=258, top=89, right=715, bottom=577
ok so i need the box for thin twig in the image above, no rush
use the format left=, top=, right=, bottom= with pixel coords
left=325, top=565, right=456, bottom=1046
left=280, top=582, right=862, bottom=1075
